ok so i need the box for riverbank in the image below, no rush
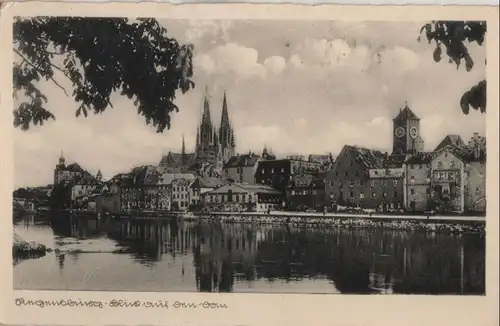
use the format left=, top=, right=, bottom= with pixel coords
left=110, top=211, right=486, bottom=235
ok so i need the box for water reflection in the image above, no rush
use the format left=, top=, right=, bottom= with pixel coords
left=13, top=213, right=485, bottom=294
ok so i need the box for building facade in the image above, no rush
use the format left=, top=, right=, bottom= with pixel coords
left=325, top=145, right=387, bottom=209
left=201, top=183, right=282, bottom=212
left=223, top=153, right=260, bottom=184
left=403, top=152, right=433, bottom=212
left=286, top=172, right=326, bottom=211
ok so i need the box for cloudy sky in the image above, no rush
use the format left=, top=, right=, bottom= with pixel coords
left=14, top=19, right=486, bottom=188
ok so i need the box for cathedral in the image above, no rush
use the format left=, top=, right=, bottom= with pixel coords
left=159, top=90, right=236, bottom=174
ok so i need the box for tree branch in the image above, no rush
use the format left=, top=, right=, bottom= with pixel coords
left=14, top=48, right=69, bottom=97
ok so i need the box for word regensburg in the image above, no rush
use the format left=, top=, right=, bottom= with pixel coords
left=14, top=298, right=228, bottom=309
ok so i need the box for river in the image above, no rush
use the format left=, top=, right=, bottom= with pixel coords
left=13, top=213, right=485, bottom=294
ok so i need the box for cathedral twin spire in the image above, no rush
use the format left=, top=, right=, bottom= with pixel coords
left=196, top=87, right=236, bottom=159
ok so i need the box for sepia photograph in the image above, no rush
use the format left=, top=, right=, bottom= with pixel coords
left=10, top=15, right=489, bottom=296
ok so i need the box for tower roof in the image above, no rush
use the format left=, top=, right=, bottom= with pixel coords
left=393, top=103, right=420, bottom=121
left=220, top=91, right=230, bottom=127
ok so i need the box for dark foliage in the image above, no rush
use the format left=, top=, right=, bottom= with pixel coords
left=419, top=21, right=486, bottom=114
left=13, top=17, right=195, bottom=132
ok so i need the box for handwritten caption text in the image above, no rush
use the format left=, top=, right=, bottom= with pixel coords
left=15, top=298, right=228, bottom=309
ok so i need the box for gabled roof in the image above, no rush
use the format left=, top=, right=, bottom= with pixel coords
left=405, top=152, right=433, bottom=164
left=433, top=144, right=486, bottom=163
left=434, top=134, right=466, bottom=151
left=335, top=145, right=386, bottom=170
left=223, top=154, right=260, bottom=169
left=393, top=105, right=420, bottom=121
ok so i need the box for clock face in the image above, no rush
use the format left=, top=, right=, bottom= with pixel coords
left=395, top=127, right=405, bottom=138
left=409, top=127, right=419, bottom=139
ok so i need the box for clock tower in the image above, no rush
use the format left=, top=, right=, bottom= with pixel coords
left=391, top=102, right=424, bottom=155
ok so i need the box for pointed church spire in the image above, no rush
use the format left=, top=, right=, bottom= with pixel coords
left=221, top=91, right=229, bottom=127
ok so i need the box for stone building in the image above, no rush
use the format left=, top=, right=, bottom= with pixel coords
left=222, top=153, right=261, bottom=184
left=324, top=145, right=387, bottom=209
left=403, top=138, right=486, bottom=214
left=367, top=167, right=405, bottom=211
left=403, top=152, right=433, bottom=212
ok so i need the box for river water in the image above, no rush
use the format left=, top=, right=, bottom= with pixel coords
left=13, top=213, right=485, bottom=294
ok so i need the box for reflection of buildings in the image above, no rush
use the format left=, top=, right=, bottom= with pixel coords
left=27, top=212, right=484, bottom=294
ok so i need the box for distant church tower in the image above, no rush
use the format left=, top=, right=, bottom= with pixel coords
left=392, top=102, right=425, bottom=155
left=53, top=151, right=66, bottom=186
left=195, top=87, right=237, bottom=168
left=218, top=91, right=236, bottom=164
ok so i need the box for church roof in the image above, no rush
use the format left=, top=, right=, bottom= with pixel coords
left=434, top=134, right=466, bottom=151
left=393, top=105, right=420, bottom=121
left=158, top=152, right=198, bottom=171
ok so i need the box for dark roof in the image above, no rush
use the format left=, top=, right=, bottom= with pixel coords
left=158, top=152, right=198, bottom=171
left=223, top=154, right=260, bottom=169
left=393, top=105, right=420, bottom=121
left=434, top=134, right=466, bottom=151
left=405, top=152, right=433, bottom=164
left=342, top=145, right=386, bottom=169
left=63, top=163, right=85, bottom=173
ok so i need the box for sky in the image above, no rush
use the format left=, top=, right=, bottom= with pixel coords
left=13, top=19, right=486, bottom=188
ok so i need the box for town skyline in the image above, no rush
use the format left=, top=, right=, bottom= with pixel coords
left=14, top=19, right=486, bottom=188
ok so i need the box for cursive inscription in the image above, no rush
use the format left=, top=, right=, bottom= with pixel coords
left=14, top=298, right=228, bottom=309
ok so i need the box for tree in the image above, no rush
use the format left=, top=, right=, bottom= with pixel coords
left=13, top=17, right=195, bottom=133
left=419, top=21, right=486, bottom=114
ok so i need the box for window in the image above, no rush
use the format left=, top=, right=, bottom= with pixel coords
left=393, top=180, right=398, bottom=187
left=291, top=190, right=295, bottom=196
left=394, top=191, right=398, bottom=197
left=235, top=194, right=239, bottom=202
left=371, top=192, right=376, bottom=198
left=271, top=168, right=274, bottom=173
left=444, top=152, right=448, bottom=158
left=426, top=188, right=430, bottom=194
left=370, top=181, right=375, bottom=187
left=410, top=176, right=415, bottom=182
left=281, top=168, right=285, bottom=173
left=345, top=171, right=348, bottom=177
left=360, top=193, right=364, bottom=199
left=355, top=171, right=359, bottom=177
left=437, top=161, right=443, bottom=169
left=349, top=191, right=354, bottom=198
left=447, top=172, right=454, bottom=181
left=410, top=188, right=415, bottom=195
left=450, top=161, right=455, bottom=168
left=381, top=180, right=386, bottom=187
left=419, top=164, right=423, bottom=169
left=383, top=192, right=387, bottom=197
